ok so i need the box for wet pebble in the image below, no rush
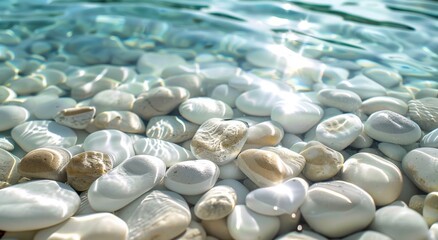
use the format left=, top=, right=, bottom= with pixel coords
left=317, top=89, right=362, bottom=112
left=245, top=121, right=284, bottom=148
left=336, top=75, right=386, bottom=99
left=134, top=138, right=194, bottom=167
left=136, top=52, right=186, bottom=75
left=146, top=115, right=198, bottom=143
left=179, top=97, right=233, bottom=125
left=194, top=185, right=237, bottom=220
left=421, top=128, right=438, bottom=148
left=90, top=90, right=135, bottom=114
left=364, top=110, right=421, bottom=145
left=0, top=105, right=29, bottom=131
left=33, top=97, right=77, bottom=120
left=300, top=141, right=344, bottom=181
left=363, top=67, right=402, bottom=88
left=94, top=111, right=145, bottom=133
left=210, top=84, right=241, bottom=108
left=361, top=96, right=408, bottom=115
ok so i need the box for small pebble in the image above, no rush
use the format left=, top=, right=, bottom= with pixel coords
left=361, top=96, right=408, bottom=115
left=164, top=160, right=220, bottom=195
left=245, top=121, right=284, bottom=148
left=210, top=84, right=241, bottom=108
left=363, top=67, right=402, bottom=88
left=421, top=128, right=438, bottom=148
left=409, top=195, right=426, bottom=213
left=90, top=90, right=135, bottom=114
left=179, top=97, right=233, bottom=125
left=54, top=106, right=96, bottom=130
left=191, top=118, right=248, bottom=165
left=194, top=185, right=237, bottom=220
left=235, top=88, right=297, bottom=116
left=271, top=101, right=323, bottom=134
left=33, top=97, right=77, bottom=120
left=227, top=205, right=280, bottom=240
left=94, top=111, right=145, bottom=133
left=369, top=205, right=429, bottom=240
left=136, top=52, right=186, bottom=75
left=0, top=149, right=20, bottom=188
left=146, top=115, right=199, bottom=143
left=300, top=141, right=344, bottom=181
left=402, top=147, right=438, bottom=193
left=408, top=98, right=438, bottom=132
left=336, top=75, right=387, bottom=99
left=9, top=76, right=46, bottom=95
left=342, top=153, right=403, bottom=206
left=317, top=89, right=362, bottom=112
left=0, top=106, right=29, bottom=131
left=66, top=151, right=113, bottom=191
left=262, top=146, right=306, bottom=178
left=423, top=192, right=438, bottom=226
left=34, top=213, right=129, bottom=240
left=378, top=142, right=407, bottom=161
left=18, top=147, right=71, bottom=182
left=364, top=110, right=421, bottom=145
left=315, top=113, right=363, bottom=151
left=300, top=181, right=375, bottom=238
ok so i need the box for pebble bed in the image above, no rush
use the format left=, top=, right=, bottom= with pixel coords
left=1, top=0, right=438, bottom=240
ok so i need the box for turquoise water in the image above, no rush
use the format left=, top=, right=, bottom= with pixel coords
left=1, top=0, right=437, bottom=86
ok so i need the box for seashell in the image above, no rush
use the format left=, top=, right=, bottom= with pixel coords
left=116, top=190, right=190, bottom=240
left=54, top=106, right=96, bottom=130
left=408, top=98, right=438, bottom=132
left=191, top=118, right=248, bottom=165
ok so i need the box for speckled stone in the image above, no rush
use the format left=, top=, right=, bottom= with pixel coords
left=300, top=141, right=344, bottom=181
left=66, top=151, right=113, bottom=191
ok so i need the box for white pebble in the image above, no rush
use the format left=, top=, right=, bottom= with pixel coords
left=271, top=101, right=323, bottom=134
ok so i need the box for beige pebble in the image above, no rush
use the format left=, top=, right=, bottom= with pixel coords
left=18, top=147, right=71, bottom=182
left=300, top=141, right=344, bottom=181
left=202, top=218, right=233, bottom=240
left=175, top=221, right=207, bottom=240
left=132, top=86, right=189, bottom=120
left=262, top=146, right=306, bottom=178
left=191, top=118, right=248, bottom=165
left=94, top=111, right=145, bottom=133
left=194, top=185, right=237, bottom=220
left=245, top=121, right=284, bottom=148
left=54, top=106, right=96, bottom=130
left=237, top=149, right=289, bottom=187
left=66, top=151, right=113, bottom=191
left=424, top=192, right=438, bottom=226
left=0, top=149, right=21, bottom=188
left=409, top=195, right=427, bottom=213
left=342, top=153, right=403, bottom=206
left=402, top=148, right=438, bottom=193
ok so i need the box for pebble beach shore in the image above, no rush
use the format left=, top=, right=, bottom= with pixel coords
left=1, top=1, right=438, bottom=240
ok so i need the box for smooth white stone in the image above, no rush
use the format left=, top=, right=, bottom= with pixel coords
left=364, top=110, right=421, bottom=145
left=216, top=179, right=249, bottom=205
left=161, top=64, right=198, bottom=79
left=315, top=113, right=363, bottom=151
left=146, top=115, right=199, bottom=143
left=90, top=90, right=135, bottom=114
left=70, top=78, right=119, bottom=100
left=246, top=178, right=308, bottom=216
left=116, top=190, right=191, bottom=240
left=210, top=84, right=241, bottom=108
left=9, top=76, right=46, bottom=95
left=378, top=142, right=407, bottom=161
left=317, top=89, right=362, bottom=112
left=36, top=69, right=66, bottom=86
left=402, top=148, right=438, bottom=193
left=194, top=185, right=237, bottom=220
left=37, top=85, right=66, bottom=96
left=429, top=223, right=438, bottom=240
left=363, top=67, right=402, bottom=88
left=94, top=111, right=145, bottom=133
left=88, top=155, right=166, bottom=212
left=423, top=192, right=438, bottom=226
left=271, top=101, right=323, bottom=134
left=369, top=206, right=429, bottom=240
left=421, top=128, right=438, bottom=148
left=0, top=137, right=14, bottom=151
left=235, top=89, right=299, bottom=116
left=191, top=118, right=248, bottom=165
left=361, top=96, right=408, bottom=115
left=117, top=82, right=148, bottom=96
left=0, top=86, right=16, bottom=103
left=21, top=94, right=58, bottom=116
left=0, top=105, right=29, bottom=131
left=11, top=121, right=77, bottom=152
left=179, top=97, right=233, bottom=125
left=342, top=153, right=403, bottom=206
left=218, top=160, right=246, bottom=180
left=350, top=130, right=374, bottom=149
left=54, top=107, right=96, bottom=130
left=137, top=52, right=186, bottom=75
left=300, top=181, right=375, bottom=238
left=33, top=98, right=77, bottom=120
left=229, top=74, right=293, bottom=92
left=281, top=133, right=302, bottom=149
left=0, top=180, right=80, bottom=231
left=83, top=130, right=134, bottom=167
left=164, top=160, right=220, bottom=195
left=200, top=64, right=240, bottom=85
left=227, top=205, right=280, bottom=240
left=160, top=74, right=204, bottom=97
left=133, top=138, right=194, bottom=167
left=336, top=75, right=386, bottom=99
left=34, top=213, right=129, bottom=240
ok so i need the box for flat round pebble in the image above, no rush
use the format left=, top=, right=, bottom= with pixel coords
left=300, top=141, right=344, bottom=181
left=83, top=129, right=134, bottom=167
left=315, top=113, right=363, bottom=151
left=342, top=153, right=403, bottom=206
left=179, top=97, right=233, bottom=124
left=0, top=105, right=29, bottom=131
left=132, top=86, right=190, bottom=120
left=146, top=115, right=199, bottom=143
left=164, top=160, right=220, bottom=195
left=191, top=118, right=248, bottom=165
left=361, top=96, right=408, bottom=115
left=33, top=97, right=77, bottom=120
left=369, top=205, right=429, bottom=240
left=364, top=110, right=421, bottom=145
left=18, top=147, right=71, bottom=182
left=194, top=185, right=237, bottom=220
left=245, top=121, right=284, bottom=148
left=0, top=180, right=80, bottom=231
left=271, top=101, right=323, bottom=134
left=34, top=213, right=129, bottom=240
left=317, top=89, right=362, bottom=112
left=90, top=90, right=135, bottom=114
left=300, top=181, right=375, bottom=238
left=94, top=111, right=145, bottom=133
left=363, top=67, right=402, bottom=88
left=11, top=120, right=77, bottom=152
left=116, top=190, right=190, bottom=240
left=246, top=177, right=308, bottom=216
left=88, top=155, right=166, bottom=212
left=378, top=142, right=407, bottom=161
left=235, top=88, right=297, bottom=116
left=402, top=147, right=438, bottom=193
left=66, top=151, right=113, bottom=191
